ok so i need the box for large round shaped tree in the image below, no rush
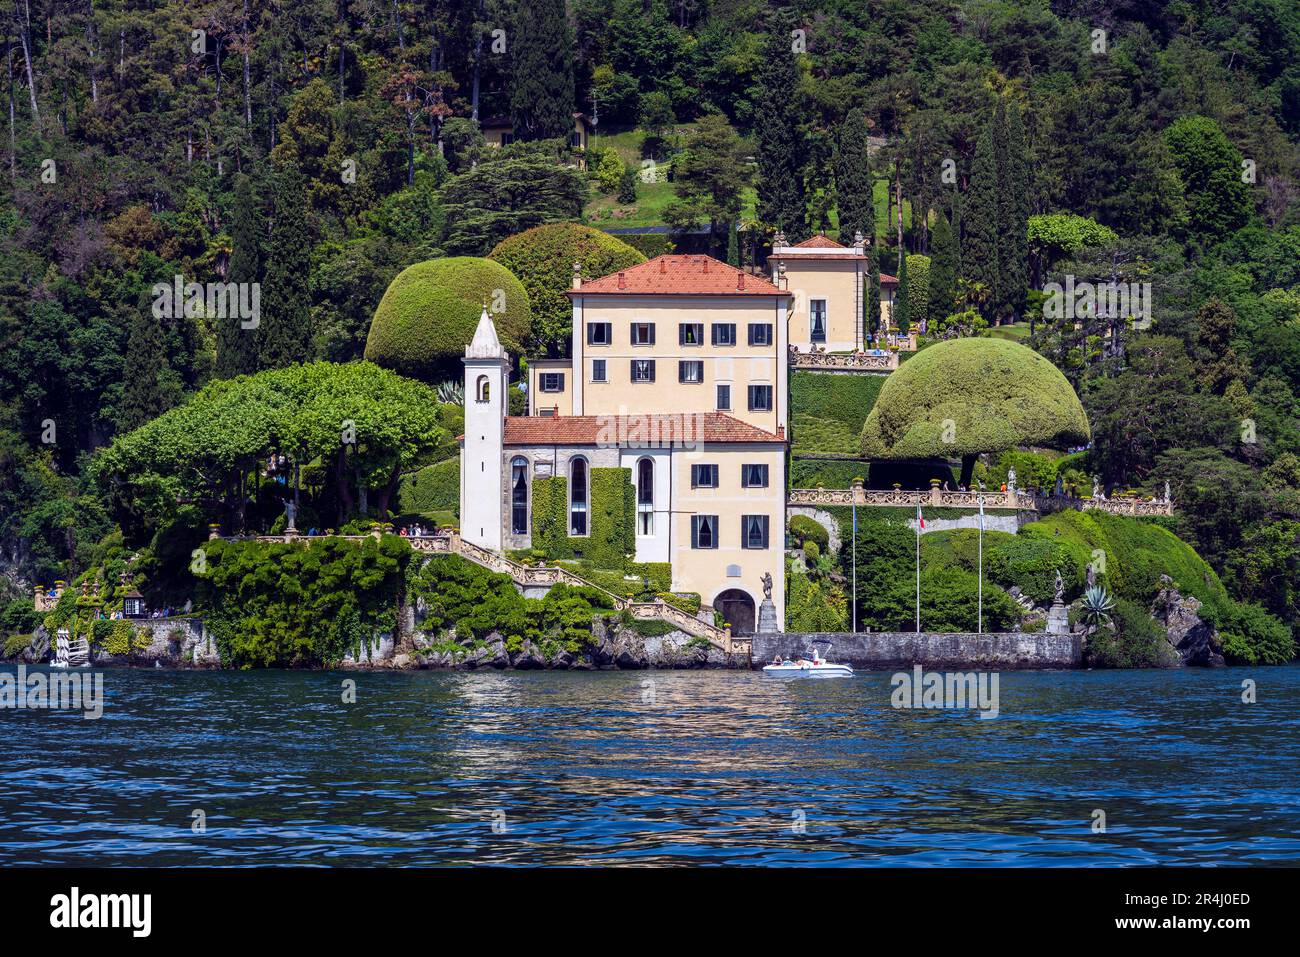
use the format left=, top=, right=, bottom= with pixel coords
left=364, top=257, right=530, bottom=380
left=489, top=223, right=645, bottom=356
left=860, top=338, right=1090, bottom=486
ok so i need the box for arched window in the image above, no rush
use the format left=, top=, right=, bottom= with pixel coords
left=510, top=457, right=528, bottom=535
left=569, top=457, right=588, bottom=536
left=476, top=375, right=490, bottom=403
left=636, top=458, right=654, bottom=535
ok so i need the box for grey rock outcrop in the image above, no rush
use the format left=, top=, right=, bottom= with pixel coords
left=1150, top=576, right=1225, bottom=667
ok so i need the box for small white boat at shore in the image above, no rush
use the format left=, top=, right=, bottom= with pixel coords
left=761, top=646, right=854, bottom=678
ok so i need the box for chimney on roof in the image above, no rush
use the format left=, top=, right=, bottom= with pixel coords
left=702, top=258, right=709, bottom=273
left=617, top=271, right=626, bottom=289
left=777, top=425, right=785, bottom=439
left=736, top=270, right=745, bottom=291
left=659, top=258, right=666, bottom=273
left=571, top=261, right=582, bottom=290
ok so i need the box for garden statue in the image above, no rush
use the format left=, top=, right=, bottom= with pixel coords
left=1054, top=475, right=1064, bottom=497
left=282, top=498, right=298, bottom=533
left=1006, top=467, right=1016, bottom=492
left=761, top=572, right=773, bottom=601
left=1164, top=480, right=1171, bottom=504
left=1092, top=477, right=1101, bottom=500
left=1054, top=568, right=1065, bottom=604
left=1086, top=561, right=1097, bottom=590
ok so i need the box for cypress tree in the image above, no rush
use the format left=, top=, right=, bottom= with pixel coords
left=120, top=304, right=171, bottom=432
left=992, top=99, right=1015, bottom=321
left=835, top=107, right=874, bottom=242
left=754, top=26, right=806, bottom=240
left=867, top=256, right=881, bottom=335
left=258, top=164, right=312, bottom=369
left=927, top=209, right=957, bottom=327
left=964, top=118, right=1000, bottom=318
left=508, top=0, right=575, bottom=142
left=617, top=166, right=637, bottom=204
left=895, top=252, right=910, bottom=334
left=218, top=172, right=262, bottom=378
left=1002, top=100, right=1031, bottom=319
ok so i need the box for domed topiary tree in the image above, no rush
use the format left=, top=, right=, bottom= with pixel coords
left=364, top=257, right=531, bottom=380
left=860, top=338, right=1090, bottom=487
left=489, top=223, right=645, bottom=356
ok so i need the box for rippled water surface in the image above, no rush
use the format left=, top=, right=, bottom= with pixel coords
left=3, top=666, right=1299, bottom=866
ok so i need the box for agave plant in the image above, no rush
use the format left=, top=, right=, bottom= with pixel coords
left=1079, top=585, right=1116, bottom=628
left=436, top=380, right=464, bottom=406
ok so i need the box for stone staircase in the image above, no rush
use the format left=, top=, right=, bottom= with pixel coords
left=407, top=532, right=743, bottom=655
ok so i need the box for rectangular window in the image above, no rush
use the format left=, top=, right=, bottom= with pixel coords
left=587, top=322, right=612, bottom=345
left=712, top=323, right=736, bottom=346
left=678, top=360, right=704, bottom=384
left=748, top=322, right=773, bottom=346
left=742, top=514, right=770, bottom=549
left=691, top=514, right=719, bottom=549
left=679, top=322, right=704, bottom=346
left=810, top=299, right=827, bottom=342
left=631, top=359, right=656, bottom=382
left=691, top=464, right=718, bottom=488
left=591, top=359, right=607, bottom=382
left=539, top=372, right=565, bottom=393
left=716, top=384, right=731, bottom=410
left=748, top=384, right=773, bottom=411
left=742, top=464, right=769, bottom=488
left=631, top=322, right=655, bottom=345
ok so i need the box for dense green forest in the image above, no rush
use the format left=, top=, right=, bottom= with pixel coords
left=1, top=1, right=1298, bottom=656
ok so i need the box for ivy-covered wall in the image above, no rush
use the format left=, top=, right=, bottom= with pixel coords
left=530, top=467, right=635, bottom=569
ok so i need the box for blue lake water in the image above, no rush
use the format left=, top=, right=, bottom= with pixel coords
left=2, top=665, right=1299, bottom=866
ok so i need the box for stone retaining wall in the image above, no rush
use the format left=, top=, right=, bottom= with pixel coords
left=752, top=630, right=1082, bottom=670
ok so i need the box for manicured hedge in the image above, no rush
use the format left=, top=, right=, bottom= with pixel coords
left=614, top=232, right=675, bottom=258
left=790, top=371, right=885, bottom=458
left=859, top=337, right=1090, bottom=460
left=530, top=467, right=635, bottom=569
left=489, top=223, right=645, bottom=353
left=398, top=458, right=460, bottom=517
left=364, top=257, right=531, bottom=379
left=790, top=458, right=868, bottom=489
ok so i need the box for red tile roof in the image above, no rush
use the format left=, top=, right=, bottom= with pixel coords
left=795, top=235, right=847, bottom=248
left=498, top=413, right=785, bottom=446
left=571, top=255, right=786, bottom=297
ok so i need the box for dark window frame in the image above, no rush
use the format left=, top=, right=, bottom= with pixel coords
left=742, top=514, right=770, bottom=550
left=691, top=514, right=720, bottom=549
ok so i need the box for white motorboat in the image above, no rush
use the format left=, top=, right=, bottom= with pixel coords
left=761, top=645, right=854, bottom=678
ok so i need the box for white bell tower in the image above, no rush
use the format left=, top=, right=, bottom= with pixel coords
left=460, top=307, right=508, bottom=551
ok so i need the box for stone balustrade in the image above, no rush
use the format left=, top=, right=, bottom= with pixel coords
left=789, top=348, right=899, bottom=372
left=788, top=482, right=1174, bottom=516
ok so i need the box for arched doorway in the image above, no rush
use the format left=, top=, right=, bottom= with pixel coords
left=714, top=589, right=756, bottom=636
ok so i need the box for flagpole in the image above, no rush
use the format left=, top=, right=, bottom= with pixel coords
left=851, top=497, right=857, bottom=633
left=915, top=503, right=921, bottom=633
left=977, top=493, right=984, bottom=636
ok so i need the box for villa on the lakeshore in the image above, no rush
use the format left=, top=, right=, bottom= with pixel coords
left=462, top=258, right=788, bottom=633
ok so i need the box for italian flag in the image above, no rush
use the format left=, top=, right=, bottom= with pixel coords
left=917, top=504, right=926, bottom=530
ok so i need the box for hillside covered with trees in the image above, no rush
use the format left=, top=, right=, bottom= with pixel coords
left=1, top=0, right=1298, bottom=661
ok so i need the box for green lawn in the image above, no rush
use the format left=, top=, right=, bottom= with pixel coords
left=790, top=371, right=885, bottom=458
left=584, top=125, right=901, bottom=240
left=988, top=322, right=1032, bottom=342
